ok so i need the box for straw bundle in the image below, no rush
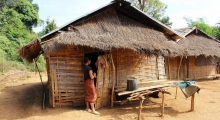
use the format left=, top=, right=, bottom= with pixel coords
left=17, top=39, right=41, bottom=63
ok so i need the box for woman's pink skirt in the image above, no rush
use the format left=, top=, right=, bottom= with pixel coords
left=84, top=79, right=100, bottom=103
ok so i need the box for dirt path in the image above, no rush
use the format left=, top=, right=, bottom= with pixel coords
left=0, top=72, right=220, bottom=120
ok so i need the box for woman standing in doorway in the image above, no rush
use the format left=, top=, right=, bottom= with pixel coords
left=83, top=57, right=100, bottom=115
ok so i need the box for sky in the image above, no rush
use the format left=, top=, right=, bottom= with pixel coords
left=32, top=0, right=220, bottom=32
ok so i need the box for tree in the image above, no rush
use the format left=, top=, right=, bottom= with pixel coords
left=38, top=18, right=57, bottom=37
left=0, top=9, right=30, bottom=44
left=214, top=22, right=220, bottom=40
left=129, top=0, right=172, bottom=27
left=9, top=0, right=40, bottom=30
left=1, top=0, right=40, bottom=30
left=184, top=17, right=217, bottom=38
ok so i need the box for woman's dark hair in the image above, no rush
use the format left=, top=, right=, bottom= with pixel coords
left=82, top=57, right=91, bottom=72
left=84, top=57, right=91, bottom=64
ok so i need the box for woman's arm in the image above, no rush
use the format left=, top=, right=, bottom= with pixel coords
left=89, top=70, right=96, bottom=79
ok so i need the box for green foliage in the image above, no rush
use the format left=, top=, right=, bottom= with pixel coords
left=129, top=0, right=172, bottom=27
left=38, top=18, right=57, bottom=37
left=0, top=0, right=46, bottom=72
left=214, top=22, right=220, bottom=40
left=184, top=17, right=217, bottom=38
left=8, top=0, right=40, bottom=30
left=0, top=9, right=30, bottom=39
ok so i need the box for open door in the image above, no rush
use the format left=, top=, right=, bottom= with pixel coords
left=180, top=57, right=189, bottom=80
left=95, top=54, right=112, bottom=109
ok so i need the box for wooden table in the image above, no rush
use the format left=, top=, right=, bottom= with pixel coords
left=115, top=80, right=196, bottom=120
left=116, top=81, right=176, bottom=120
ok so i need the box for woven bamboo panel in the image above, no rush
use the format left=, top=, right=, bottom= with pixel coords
left=111, top=49, right=167, bottom=88
left=188, top=56, right=216, bottom=80
left=48, top=45, right=85, bottom=107
left=167, top=56, right=217, bottom=80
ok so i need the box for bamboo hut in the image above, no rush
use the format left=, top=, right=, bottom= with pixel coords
left=166, top=27, right=220, bottom=80
left=18, top=0, right=184, bottom=108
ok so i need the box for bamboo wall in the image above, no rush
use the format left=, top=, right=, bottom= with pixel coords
left=188, top=56, right=216, bottom=79
left=111, top=49, right=167, bottom=87
left=45, top=46, right=113, bottom=108
left=46, top=46, right=85, bottom=107
left=166, top=56, right=216, bottom=80
left=45, top=46, right=168, bottom=108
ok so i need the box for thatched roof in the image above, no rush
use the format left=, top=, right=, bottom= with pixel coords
left=176, top=27, right=220, bottom=57
left=41, top=7, right=184, bottom=56
left=18, top=0, right=184, bottom=63
left=40, top=0, right=184, bottom=41
left=18, top=39, right=41, bottom=63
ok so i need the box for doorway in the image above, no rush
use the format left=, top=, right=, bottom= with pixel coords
left=84, top=52, right=104, bottom=86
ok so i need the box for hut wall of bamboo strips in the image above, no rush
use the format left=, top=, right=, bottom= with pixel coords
left=45, top=45, right=114, bottom=108
left=111, top=49, right=167, bottom=88
left=45, top=47, right=167, bottom=108
left=188, top=56, right=216, bottom=79
left=46, top=46, right=85, bottom=107
left=166, top=56, right=216, bottom=80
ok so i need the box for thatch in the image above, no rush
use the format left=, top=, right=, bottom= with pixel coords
left=17, top=39, right=42, bottom=63
left=41, top=8, right=184, bottom=57
left=178, top=34, right=220, bottom=57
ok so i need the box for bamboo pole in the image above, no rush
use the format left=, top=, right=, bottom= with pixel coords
left=191, top=93, right=195, bottom=111
left=175, top=56, right=183, bottom=99
left=110, top=52, right=116, bottom=108
left=34, top=59, right=46, bottom=109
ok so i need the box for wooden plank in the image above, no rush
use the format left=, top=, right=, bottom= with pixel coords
left=58, top=81, right=83, bottom=84
left=118, top=83, right=175, bottom=96
left=54, top=73, right=83, bottom=77
left=55, top=102, right=73, bottom=107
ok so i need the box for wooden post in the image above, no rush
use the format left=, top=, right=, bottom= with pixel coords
left=161, top=92, right=165, bottom=118
left=191, top=93, right=195, bottom=111
left=175, top=87, right=178, bottom=99
left=110, top=52, right=116, bottom=108
left=176, top=56, right=183, bottom=99
left=138, top=97, right=144, bottom=120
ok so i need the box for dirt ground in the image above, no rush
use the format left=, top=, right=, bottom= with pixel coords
left=0, top=72, right=220, bottom=120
